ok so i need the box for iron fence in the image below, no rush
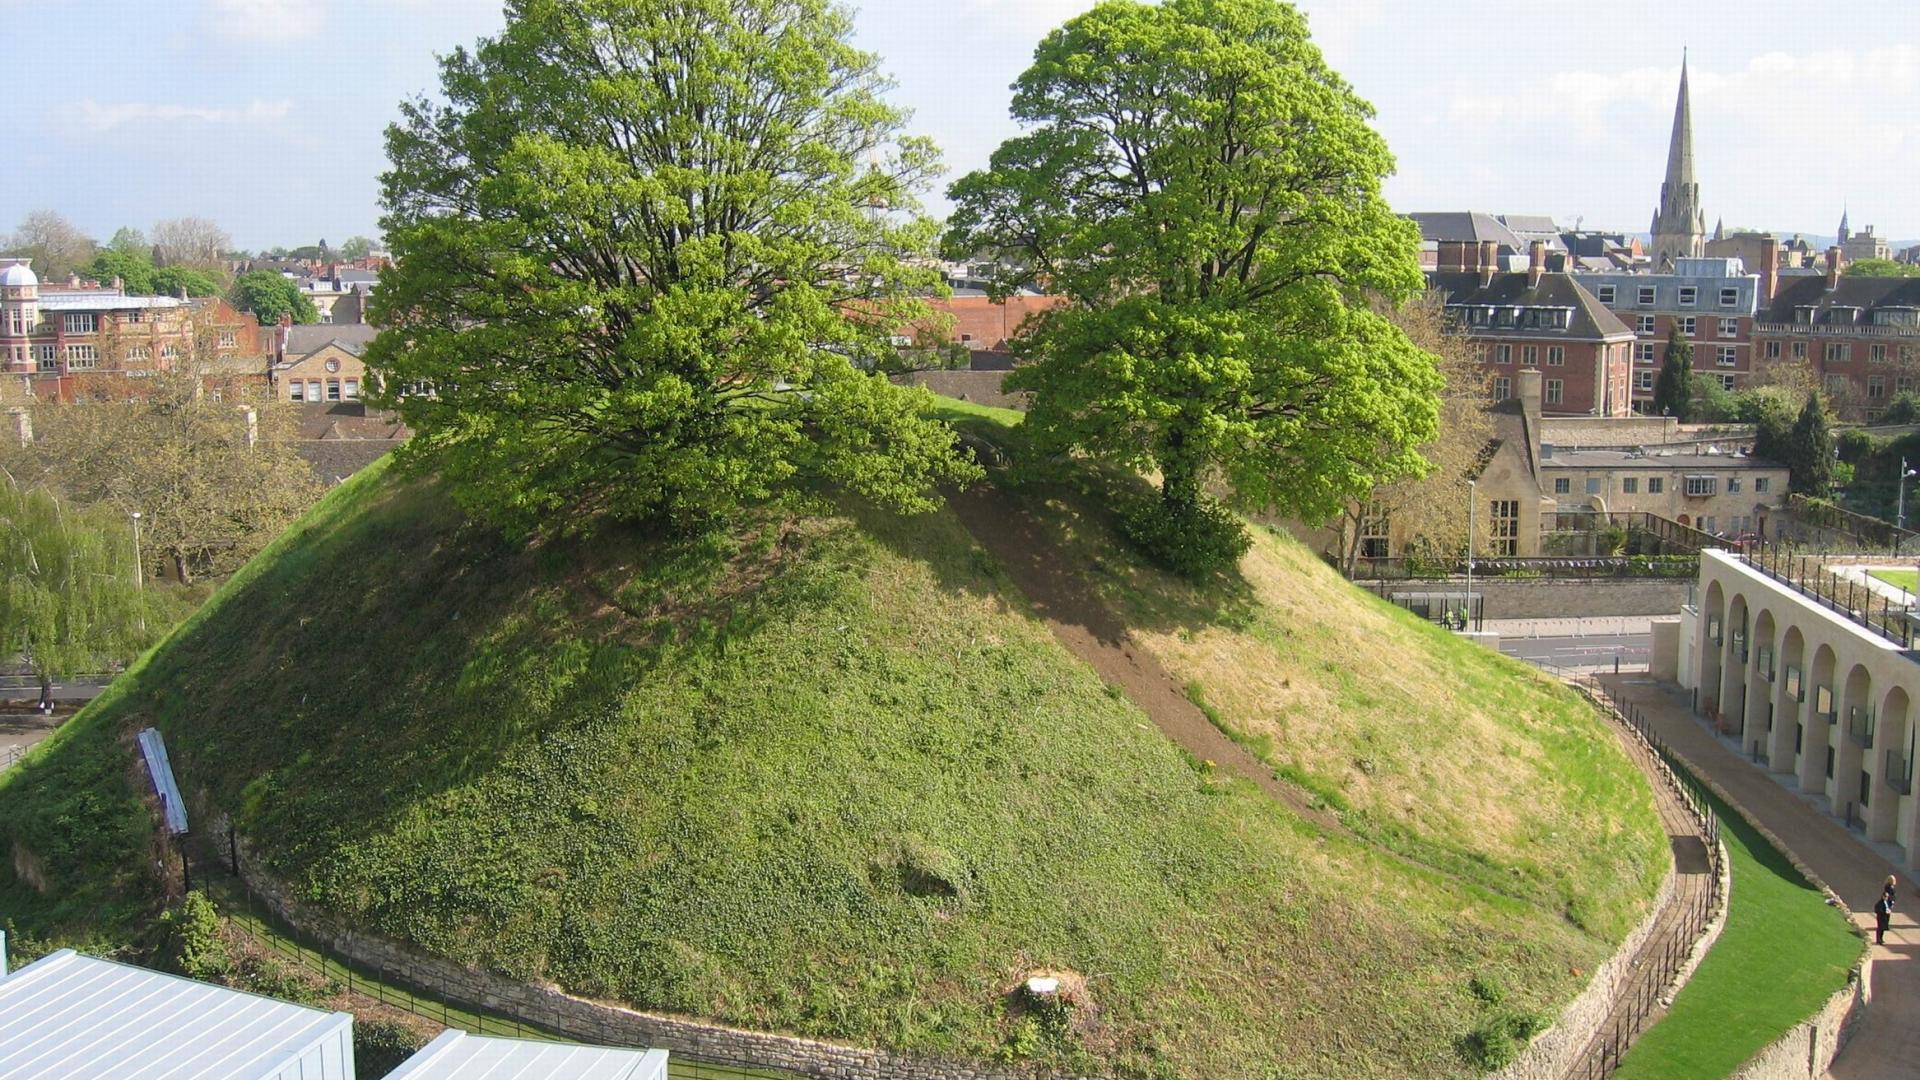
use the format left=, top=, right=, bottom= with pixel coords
left=1784, top=493, right=1920, bottom=554
left=1736, top=544, right=1917, bottom=650
left=1350, top=555, right=1700, bottom=582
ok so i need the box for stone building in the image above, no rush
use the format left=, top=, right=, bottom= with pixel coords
left=1576, top=256, right=1763, bottom=409
left=1751, top=258, right=1920, bottom=417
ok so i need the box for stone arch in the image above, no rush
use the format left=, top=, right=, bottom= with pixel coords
left=1718, top=593, right=1751, bottom=734
left=1800, top=643, right=1839, bottom=795
left=1874, top=685, right=1911, bottom=845
left=1700, top=579, right=1726, bottom=718
left=1745, top=608, right=1778, bottom=760
left=1771, top=624, right=1807, bottom=774
left=1834, top=663, right=1875, bottom=820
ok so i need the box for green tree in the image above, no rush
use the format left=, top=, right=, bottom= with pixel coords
left=1788, top=393, right=1835, bottom=495
left=1882, top=391, right=1920, bottom=425
left=1844, top=257, right=1920, bottom=278
left=338, top=236, right=374, bottom=260
left=1652, top=325, right=1694, bottom=419
left=1743, top=387, right=1798, bottom=464
left=1689, top=372, right=1736, bottom=422
left=230, top=270, right=318, bottom=325
left=88, top=249, right=157, bottom=294
left=3, top=210, right=97, bottom=280
left=151, top=266, right=224, bottom=298
left=0, top=477, right=152, bottom=711
left=106, top=226, right=149, bottom=255
left=944, top=0, right=1439, bottom=574
left=367, top=0, right=977, bottom=532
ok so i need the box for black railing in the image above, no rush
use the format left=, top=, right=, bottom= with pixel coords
left=1736, top=546, right=1918, bottom=650
left=1848, top=709, right=1876, bottom=749
left=1887, top=750, right=1914, bottom=796
left=1351, top=554, right=1699, bottom=581
left=1784, top=493, right=1920, bottom=554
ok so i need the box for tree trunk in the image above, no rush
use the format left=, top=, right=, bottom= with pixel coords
left=37, top=673, right=53, bottom=715
left=171, top=549, right=194, bottom=586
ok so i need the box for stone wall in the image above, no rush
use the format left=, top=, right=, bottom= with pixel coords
left=1728, top=962, right=1869, bottom=1080
left=895, top=371, right=1027, bottom=411
left=226, top=830, right=1067, bottom=1080
left=1458, top=579, right=1689, bottom=619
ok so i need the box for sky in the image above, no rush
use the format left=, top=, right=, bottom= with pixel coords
left=7, top=0, right=1918, bottom=251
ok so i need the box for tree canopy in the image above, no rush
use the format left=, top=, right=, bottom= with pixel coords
left=3, top=210, right=97, bottom=280
left=943, top=0, right=1440, bottom=573
left=1652, top=325, right=1694, bottom=420
left=0, top=478, right=153, bottom=709
left=230, top=270, right=319, bottom=325
left=1787, top=393, right=1835, bottom=495
left=366, top=0, right=978, bottom=532
left=1845, top=257, right=1920, bottom=278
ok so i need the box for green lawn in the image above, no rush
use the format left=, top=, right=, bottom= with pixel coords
left=1613, top=788, right=1861, bottom=1079
left=1868, top=568, right=1917, bottom=594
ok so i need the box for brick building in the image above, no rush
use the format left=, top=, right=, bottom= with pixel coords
left=1577, top=256, right=1763, bottom=410
left=1752, top=252, right=1920, bottom=418
left=0, top=258, right=267, bottom=400
left=1429, top=240, right=1637, bottom=417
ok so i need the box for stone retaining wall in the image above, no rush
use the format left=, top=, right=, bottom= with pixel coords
left=224, top=826, right=1065, bottom=1080
left=1728, top=961, right=1870, bottom=1080
left=1458, top=579, right=1690, bottom=620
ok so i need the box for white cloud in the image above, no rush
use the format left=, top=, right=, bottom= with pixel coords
left=204, top=0, right=328, bottom=43
left=70, top=98, right=295, bottom=133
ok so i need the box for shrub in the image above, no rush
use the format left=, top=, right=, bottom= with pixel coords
left=1883, top=392, right=1920, bottom=425
left=354, top=1017, right=428, bottom=1079
left=1118, top=494, right=1251, bottom=579
left=158, top=891, right=229, bottom=981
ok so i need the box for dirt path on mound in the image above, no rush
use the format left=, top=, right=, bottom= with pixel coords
left=949, top=486, right=1339, bottom=831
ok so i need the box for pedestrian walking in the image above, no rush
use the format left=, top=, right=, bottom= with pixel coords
left=1873, top=876, right=1896, bottom=945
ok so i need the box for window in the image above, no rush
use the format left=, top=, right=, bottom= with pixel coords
left=1638, top=286, right=1656, bottom=305
left=1648, top=477, right=1665, bottom=494
left=1489, top=500, right=1520, bottom=557
left=1755, top=477, right=1771, bottom=493
left=1585, top=477, right=1601, bottom=495
left=1792, top=341, right=1808, bottom=360
left=343, top=378, right=360, bottom=400
left=1720, top=287, right=1739, bottom=307
left=1546, top=345, right=1564, bottom=366
left=1826, top=374, right=1849, bottom=395
left=1679, top=286, right=1698, bottom=306
left=1597, top=284, right=1616, bottom=303
left=62, top=313, right=96, bottom=335
left=32, top=344, right=56, bottom=372
left=1358, top=503, right=1390, bottom=559
left=1679, top=316, right=1697, bottom=335
left=1870, top=375, right=1887, bottom=399
left=1637, top=315, right=1657, bottom=334
left=1494, top=344, right=1512, bottom=364
left=1901, top=377, right=1916, bottom=395
left=1491, top=376, right=1511, bottom=401
left=127, top=345, right=151, bottom=363
left=1718, top=346, right=1738, bottom=367
left=327, top=379, right=342, bottom=402
left=1622, top=477, right=1640, bottom=494
left=218, top=330, right=236, bottom=349
left=159, top=343, right=178, bottom=361
left=1719, top=373, right=1736, bottom=391
left=1685, top=475, right=1718, bottom=497
left=124, top=310, right=143, bottom=324
left=1870, top=343, right=1888, bottom=363
left=65, top=344, right=97, bottom=369
left=1638, top=343, right=1657, bottom=363
left=1521, top=345, right=1537, bottom=365
left=1719, top=318, right=1739, bottom=338
left=306, top=379, right=321, bottom=400
left=1634, top=370, right=1655, bottom=392
left=1764, top=341, right=1782, bottom=360
left=289, top=380, right=305, bottom=402
left=1544, top=378, right=1563, bottom=405
left=1727, top=477, right=1742, bottom=493
left=1554, top=477, right=1571, bottom=494
left=1826, top=342, right=1850, bottom=363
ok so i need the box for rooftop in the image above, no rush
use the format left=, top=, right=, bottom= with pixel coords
left=0, top=949, right=352, bottom=1080
left=385, top=1030, right=668, bottom=1080
left=1541, top=447, right=1784, bottom=470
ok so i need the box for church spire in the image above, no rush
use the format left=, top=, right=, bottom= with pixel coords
left=1650, top=52, right=1707, bottom=267
left=1838, top=206, right=1851, bottom=242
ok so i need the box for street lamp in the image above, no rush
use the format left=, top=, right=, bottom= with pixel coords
left=129, top=511, right=143, bottom=592
left=1465, top=478, right=1476, bottom=633
left=1901, top=458, right=1918, bottom=556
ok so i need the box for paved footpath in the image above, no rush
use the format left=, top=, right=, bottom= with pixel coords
left=1593, top=675, right=1920, bottom=1078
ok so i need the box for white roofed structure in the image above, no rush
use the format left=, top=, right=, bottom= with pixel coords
left=0, top=949, right=355, bottom=1079
left=386, top=1030, right=669, bottom=1080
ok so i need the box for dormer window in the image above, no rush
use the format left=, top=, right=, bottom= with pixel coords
left=1678, top=286, right=1698, bottom=306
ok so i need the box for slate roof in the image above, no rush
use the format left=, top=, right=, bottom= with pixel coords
left=285, top=323, right=379, bottom=356
left=1407, top=212, right=1525, bottom=252
left=1427, top=271, right=1636, bottom=340
left=1760, top=276, right=1920, bottom=325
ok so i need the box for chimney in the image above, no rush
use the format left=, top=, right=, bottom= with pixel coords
left=1527, top=240, right=1546, bottom=287
left=1826, top=246, right=1842, bottom=291
left=1759, top=235, right=1780, bottom=301
left=6, top=406, right=29, bottom=446
left=111, top=275, right=124, bottom=294
left=238, top=406, right=258, bottom=449
left=1479, top=240, right=1498, bottom=287
left=67, top=273, right=80, bottom=288
left=1517, top=368, right=1543, bottom=419
left=1437, top=240, right=1469, bottom=271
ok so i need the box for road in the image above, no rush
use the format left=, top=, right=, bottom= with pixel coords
left=1499, top=632, right=1650, bottom=668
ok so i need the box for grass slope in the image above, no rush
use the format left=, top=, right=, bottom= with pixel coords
left=1613, top=789, right=1862, bottom=1079
left=1, top=446, right=1665, bottom=1078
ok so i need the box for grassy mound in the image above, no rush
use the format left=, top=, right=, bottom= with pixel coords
left=0, top=445, right=1664, bottom=1077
